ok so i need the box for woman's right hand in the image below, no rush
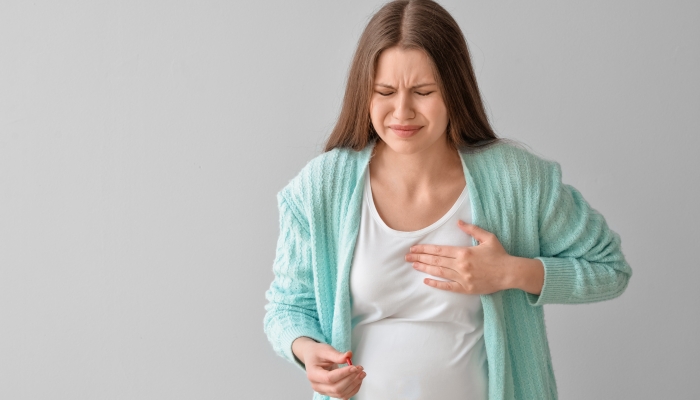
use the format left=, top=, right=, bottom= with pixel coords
left=292, top=337, right=366, bottom=399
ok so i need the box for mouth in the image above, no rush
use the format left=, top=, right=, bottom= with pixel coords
left=389, top=125, right=422, bottom=138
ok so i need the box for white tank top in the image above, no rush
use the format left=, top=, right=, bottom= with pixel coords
left=350, top=167, right=488, bottom=400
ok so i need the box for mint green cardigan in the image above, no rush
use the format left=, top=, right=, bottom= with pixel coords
left=264, top=140, right=632, bottom=400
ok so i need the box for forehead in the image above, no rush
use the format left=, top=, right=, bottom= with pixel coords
left=374, top=47, right=436, bottom=83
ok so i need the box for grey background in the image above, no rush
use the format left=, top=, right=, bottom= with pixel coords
left=1, top=1, right=697, bottom=399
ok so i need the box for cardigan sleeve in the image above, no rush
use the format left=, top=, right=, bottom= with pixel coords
left=263, top=191, right=326, bottom=371
left=526, top=159, right=632, bottom=306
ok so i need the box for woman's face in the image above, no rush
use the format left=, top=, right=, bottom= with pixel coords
left=370, top=47, right=449, bottom=155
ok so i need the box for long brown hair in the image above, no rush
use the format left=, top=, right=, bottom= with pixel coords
left=324, top=0, right=500, bottom=152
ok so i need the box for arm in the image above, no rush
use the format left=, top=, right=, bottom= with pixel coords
left=263, top=192, right=326, bottom=370
left=525, top=159, right=632, bottom=306
left=407, top=222, right=546, bottom=296
left=265, top=191, right=367, bottom=397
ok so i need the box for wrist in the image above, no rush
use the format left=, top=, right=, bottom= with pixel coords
left=502, top=255, right=520, bottom=290
left=505, top=255, right=544, bottom=295
left=292, top=336, right=318, bottom=364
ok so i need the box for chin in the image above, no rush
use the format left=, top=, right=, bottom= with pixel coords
left=379, top=134, right=441, bottom=155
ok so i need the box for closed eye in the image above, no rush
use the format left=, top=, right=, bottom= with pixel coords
left=376, top=91, right=434, bottom=96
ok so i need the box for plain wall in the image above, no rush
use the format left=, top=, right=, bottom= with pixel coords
left=1, top=1, right=698, bottom=398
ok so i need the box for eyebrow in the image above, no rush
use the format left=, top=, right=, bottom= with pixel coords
left=374, top=82, right=437, bottom=89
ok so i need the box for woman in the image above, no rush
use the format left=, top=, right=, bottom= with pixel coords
left=264, top=1, right=632, bottom=399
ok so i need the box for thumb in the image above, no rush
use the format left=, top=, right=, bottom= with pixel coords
left=321, top=345, right=352, bottom=364
left=457, top=220, right=490, bottom=244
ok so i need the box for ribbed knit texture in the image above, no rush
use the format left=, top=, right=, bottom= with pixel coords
left=264, top=140, right=632, bottom=400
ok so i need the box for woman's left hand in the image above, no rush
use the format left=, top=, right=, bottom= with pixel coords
left=405, top=220, right=515, bottom=295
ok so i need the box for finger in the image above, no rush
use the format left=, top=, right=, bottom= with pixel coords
left=412, top=261, right=460, bottom=281
left=408, top=243, right=459, bottom=258
left=308, top=363, right=350, bottom=384
left=334, top=367, right=365, bottom=396
left=406, top=252, right=453, bottom=268
left=313, top=367, right=363, bottom=398
left=325, top=365, right=360, bottom=385
left=457, top=220, right=493, bottom=244
left=424, top=277, right=461, bottom=292
left=341, top=371, right=366, bottom=399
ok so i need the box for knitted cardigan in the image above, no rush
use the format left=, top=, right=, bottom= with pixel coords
left=264, top=139, right=632, bottom=400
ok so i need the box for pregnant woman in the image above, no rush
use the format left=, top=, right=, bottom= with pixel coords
left=264, top=1, right=632, bottom=399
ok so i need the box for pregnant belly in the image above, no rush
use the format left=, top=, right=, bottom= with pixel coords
left=351, top=319, right=488, bottom=400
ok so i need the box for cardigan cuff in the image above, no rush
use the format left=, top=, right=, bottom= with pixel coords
left=279, top=325, right=327, bottom=371
left=526, top=257, right=577, bottom=306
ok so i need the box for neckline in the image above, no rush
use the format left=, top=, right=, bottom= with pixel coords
left=364, top=167, right=468, bottom=237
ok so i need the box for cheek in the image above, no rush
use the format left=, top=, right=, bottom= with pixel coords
left=369, top=100, right=389, bottom=125
left=424, top=101, right=449, bottom=125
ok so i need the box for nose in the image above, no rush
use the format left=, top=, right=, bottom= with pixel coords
left=393, top=91, right=415, bottom=120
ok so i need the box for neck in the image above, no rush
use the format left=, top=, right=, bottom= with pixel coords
left=370, top=137, right=464, bottom=194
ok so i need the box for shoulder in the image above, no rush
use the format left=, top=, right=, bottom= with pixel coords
left=460, top=139, right=564, bottom=208
left=461, top=138, right=559, bottom=182
left=277, top=144, right=372, bottom=213
left=462, top=138, right=555, bottom=167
